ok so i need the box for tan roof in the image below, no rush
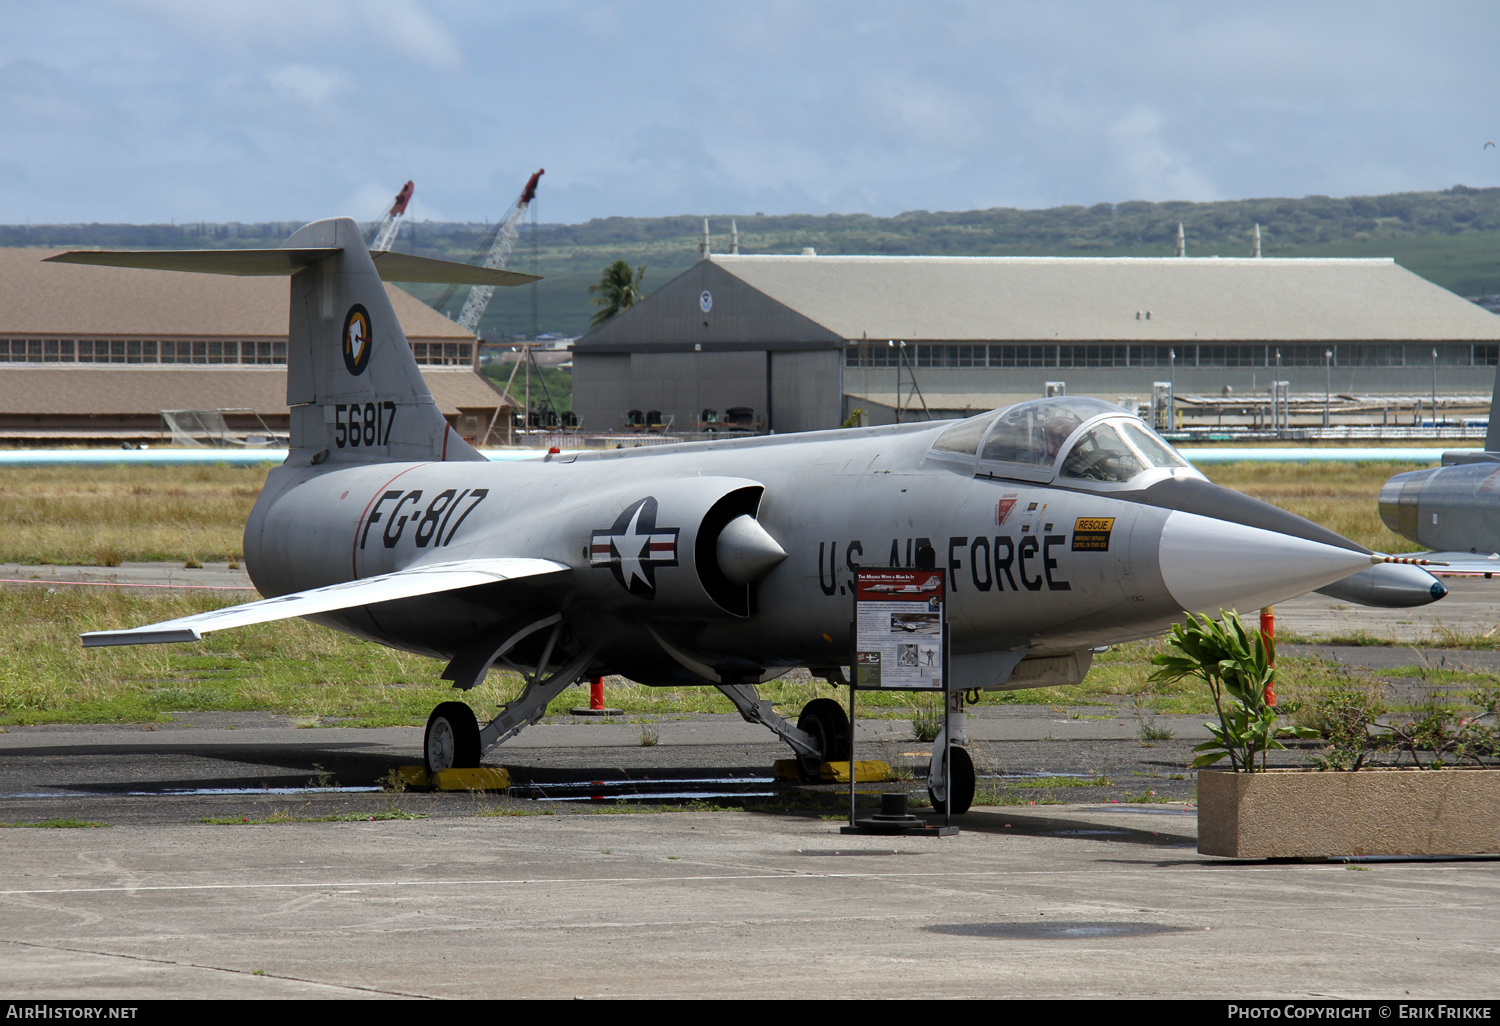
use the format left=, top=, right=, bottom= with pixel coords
left=0, top=366, right=505, bottom=416
left=846, top=392, right=1044, bottom=413
left=709, top=254, right=1500, bottom=343
left=0, top=248, right=471, bottom=341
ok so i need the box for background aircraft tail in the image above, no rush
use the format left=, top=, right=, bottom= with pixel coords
left=48, top=217, right=537, bottom=466
left=1488, top=366, right=1500, bottom=453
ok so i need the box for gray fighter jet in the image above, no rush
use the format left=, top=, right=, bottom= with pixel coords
left=1378, top=379, right=1500, bottom=577
left=58, top=217, right=1427, bottom=811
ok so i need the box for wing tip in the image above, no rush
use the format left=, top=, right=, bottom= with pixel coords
left=81, top=628, right=201, bottom=648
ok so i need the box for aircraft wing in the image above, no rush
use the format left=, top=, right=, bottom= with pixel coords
left=1411, top=551, right=1500, bottom=577
left=80, top=557, right=568, bottom=648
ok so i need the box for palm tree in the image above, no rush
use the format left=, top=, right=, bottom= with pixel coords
left=588, top=260, right=646, bottom=328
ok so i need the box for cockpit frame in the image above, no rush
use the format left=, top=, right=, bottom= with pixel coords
left=927, top=396, right=1202, bottom=491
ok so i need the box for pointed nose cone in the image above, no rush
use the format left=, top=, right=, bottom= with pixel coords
left=1159, top=510, right=1373, bottom=615
left=716, top=515, right=787, bottom=585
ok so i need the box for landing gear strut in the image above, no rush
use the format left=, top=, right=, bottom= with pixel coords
left=424, top=616, right=595, bottom=773
left=927, top=689, right=975, bottom=814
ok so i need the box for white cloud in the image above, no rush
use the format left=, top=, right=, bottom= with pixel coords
left=1106, top=107, right=1217, bottom=202
left=101, top=0, right=462, bottom=68
left=4, top=1, right=1499, bottom=223
left=267, top=65, right=352, bottom=107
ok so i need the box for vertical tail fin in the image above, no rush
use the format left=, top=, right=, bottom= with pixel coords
left=282, top=216, right=482, bottom=465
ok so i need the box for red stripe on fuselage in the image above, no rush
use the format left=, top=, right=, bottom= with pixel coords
left=351, top=465, right=423, bottom=578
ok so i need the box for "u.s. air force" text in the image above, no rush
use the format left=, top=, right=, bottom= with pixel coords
left=818, top=535, right=1071, bottom=596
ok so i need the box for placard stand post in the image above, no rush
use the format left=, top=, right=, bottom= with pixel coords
left=842, top=567, right=958, bottom=837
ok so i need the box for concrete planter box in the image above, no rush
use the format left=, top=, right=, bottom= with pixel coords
left=1198, top=767, right=1500, bottom=858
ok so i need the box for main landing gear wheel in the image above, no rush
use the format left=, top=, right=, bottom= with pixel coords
left=796, top=698, right=851, bottom=776
left=928, top=745, right=975, bottom=815
left=425, top=701, right=480, bottom=775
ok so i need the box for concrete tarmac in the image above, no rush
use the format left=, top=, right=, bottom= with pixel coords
left=0, top=804, right=1494, bottom=1000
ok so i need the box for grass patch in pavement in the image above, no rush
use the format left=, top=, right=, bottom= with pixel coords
left=201, top=810, right=425, bottom=825
left=1279, top=630, right=1500, bottom=650
left=0, top=819, right=110, bottom=828
left=1008, top=775, right=1112, bottom=789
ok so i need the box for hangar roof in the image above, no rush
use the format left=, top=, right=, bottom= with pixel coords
left=0, top=248, right=471, bottom=341
left=578, top=254, right=1500, bottom=350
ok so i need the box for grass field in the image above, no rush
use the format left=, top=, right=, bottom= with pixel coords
left=3, top=585, right=1485, bottom=728
left=0, top=459, right=1458, bottom=725
left=1201, top=461, right=1428, bottom=554
left=0, top=464, right=269, bottom=565
left=0, top=586, right=1203, bottom=726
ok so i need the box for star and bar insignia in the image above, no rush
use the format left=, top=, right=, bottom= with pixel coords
left=589, top=497, right=680, bottom=598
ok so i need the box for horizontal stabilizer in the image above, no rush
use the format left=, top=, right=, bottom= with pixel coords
left=80, top=557, right=568, bottom=648
left=46, top=248, right=539, bottom=286
left=371, top=251, right=539, bottom=286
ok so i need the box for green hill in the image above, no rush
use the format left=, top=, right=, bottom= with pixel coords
left=7, top=185, right=1500, bottom=339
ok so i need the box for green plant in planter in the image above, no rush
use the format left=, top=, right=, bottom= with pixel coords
left=1147, top=610, right=1317, bottom=772
left=1309, top=684, right=1500, bottom=770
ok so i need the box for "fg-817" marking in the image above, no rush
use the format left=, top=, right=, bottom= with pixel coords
left=360, top=488, right=488, bottom=549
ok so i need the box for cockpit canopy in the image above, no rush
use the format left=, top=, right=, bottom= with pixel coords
left=930, top=397, right=1197, bottom=487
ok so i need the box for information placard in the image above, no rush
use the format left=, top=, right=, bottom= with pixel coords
left=853, top=568, right=945, bottom=690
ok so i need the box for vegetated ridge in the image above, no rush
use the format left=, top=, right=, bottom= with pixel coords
left=5, top=185, right=1500, bottom=339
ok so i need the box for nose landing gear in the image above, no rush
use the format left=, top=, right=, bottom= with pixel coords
left=927, top=745, right=975, bottom=815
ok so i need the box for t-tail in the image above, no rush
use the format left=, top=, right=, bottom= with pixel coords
left=47, top=216, right=536, bottom=467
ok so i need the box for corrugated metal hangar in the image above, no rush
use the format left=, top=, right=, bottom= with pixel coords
left=572, top=252, right=1500, bottom=432
left=0, top=249, right=512, bottom=443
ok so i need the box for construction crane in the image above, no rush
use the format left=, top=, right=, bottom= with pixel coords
left=367, top=180, right=415, bottom=251
left=450, top=169, right=543, bottom=336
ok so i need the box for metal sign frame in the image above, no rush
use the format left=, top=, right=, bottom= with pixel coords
left=849, top=568, right=954, bottom=830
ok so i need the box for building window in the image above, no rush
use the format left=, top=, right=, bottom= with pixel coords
left=411, top=341, right=473, bottom=365
left=991, top=344, right=1050, bottom=368
left=844, top=344, right=900, bottom=368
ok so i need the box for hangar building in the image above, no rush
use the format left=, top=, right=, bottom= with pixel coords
left=571, top=253, right=1500, bottom=432
left=0, top=249, right=512, bottom=444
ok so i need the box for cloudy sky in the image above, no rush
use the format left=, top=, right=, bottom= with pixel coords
left=3, top=1, right=1498, bottom=226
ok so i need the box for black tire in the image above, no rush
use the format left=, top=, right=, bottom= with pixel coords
left=425, top=702, right=480, bottom=774
left=927, top=745, right=975, bottom=815
left=797, top=697, right=851, bottom=763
